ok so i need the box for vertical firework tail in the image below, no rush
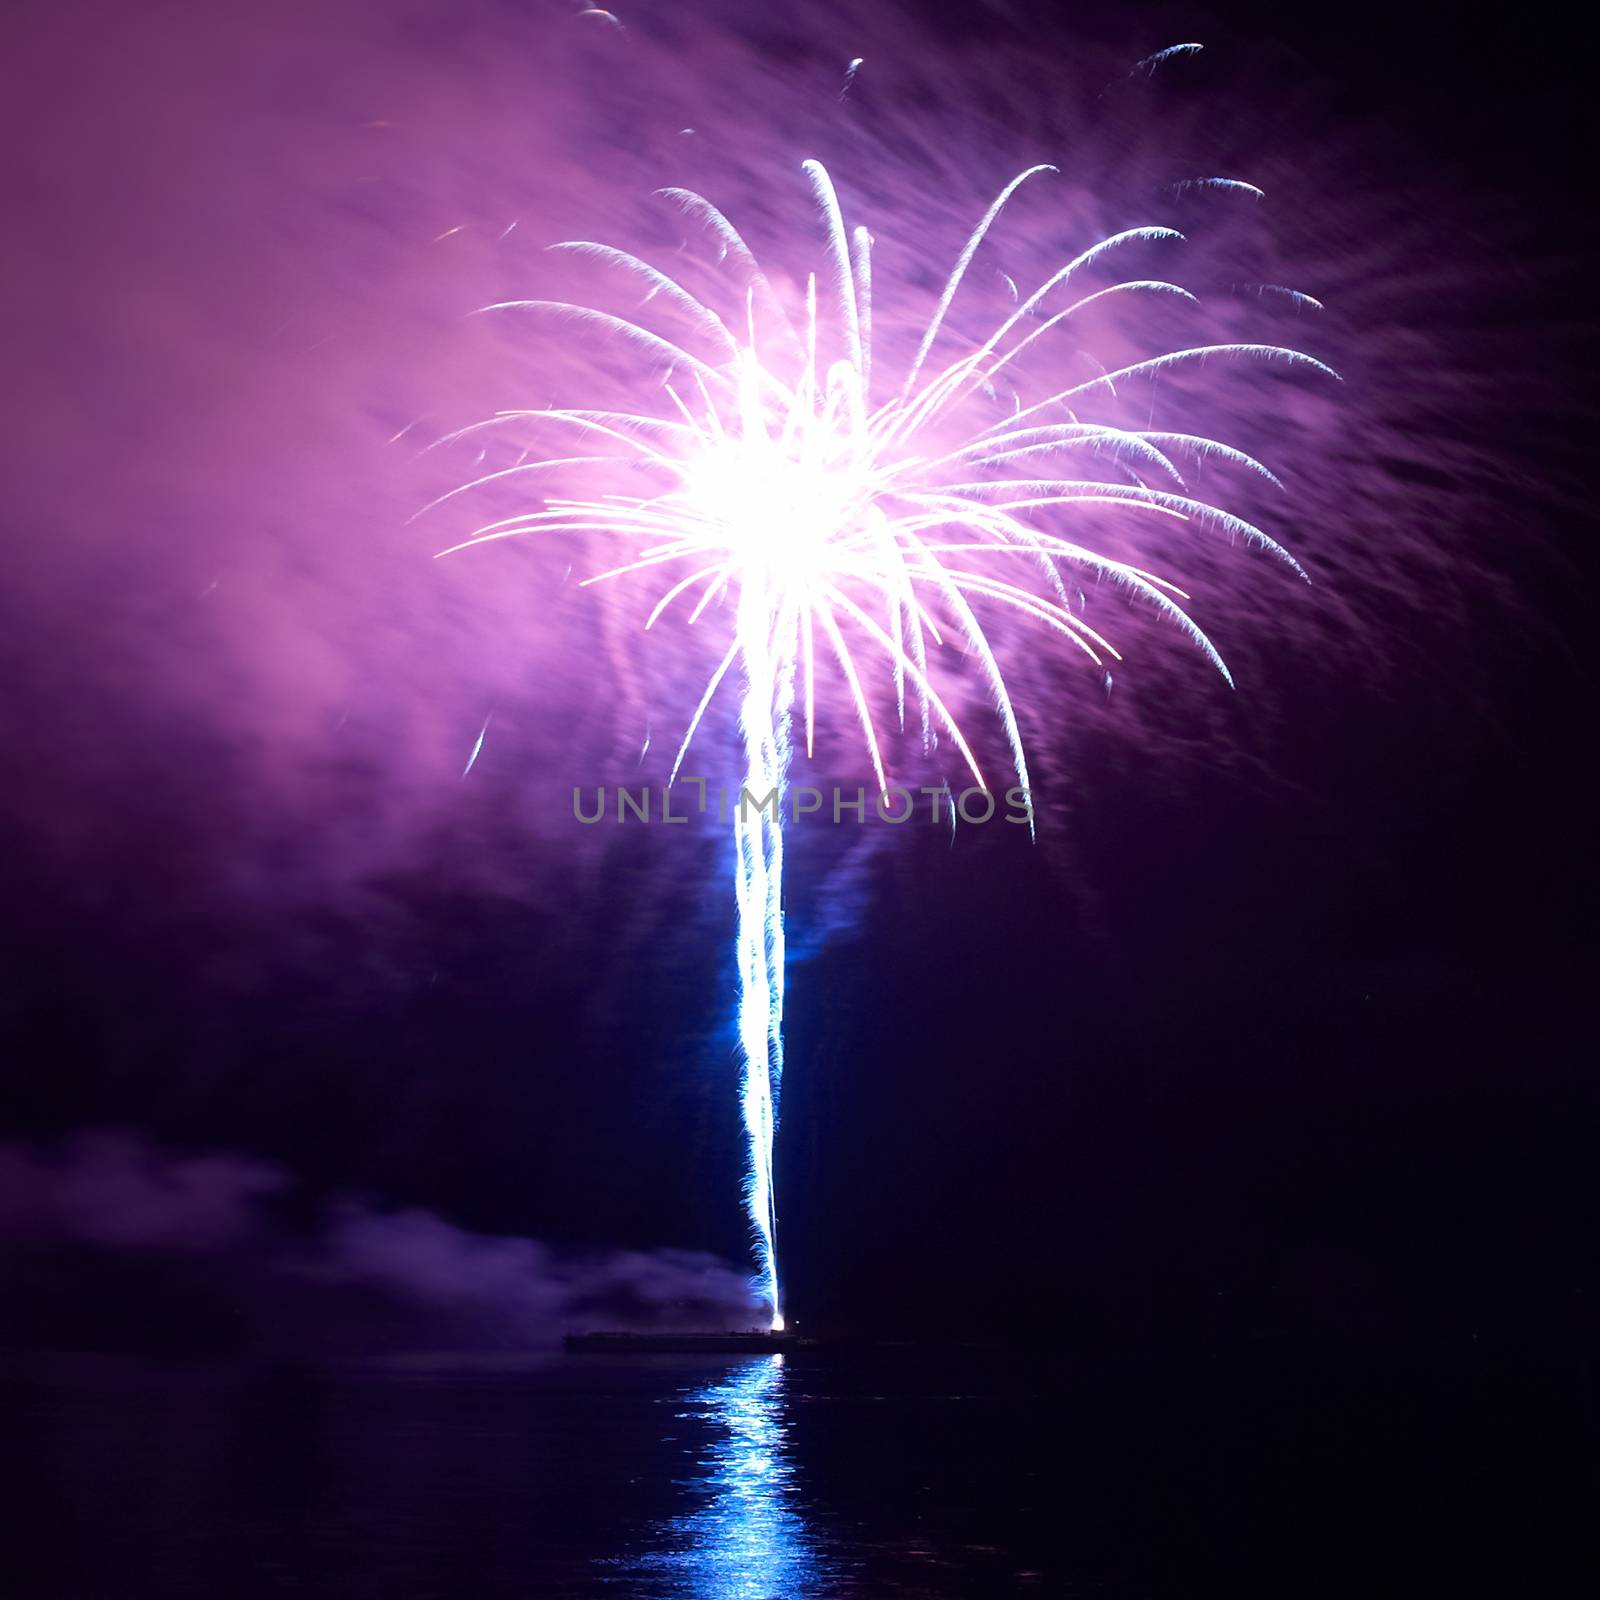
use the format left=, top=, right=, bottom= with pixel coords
left=733, top=577, right=792, bottom=1329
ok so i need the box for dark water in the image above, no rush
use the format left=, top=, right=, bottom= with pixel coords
left=0, top=1342, right=1589, bottom=1597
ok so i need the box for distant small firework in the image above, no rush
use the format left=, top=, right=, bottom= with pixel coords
left=434, top=155, right=1336, bottom=1326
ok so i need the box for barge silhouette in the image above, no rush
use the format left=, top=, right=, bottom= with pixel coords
left=563, top=1329, right=814, bottom=1354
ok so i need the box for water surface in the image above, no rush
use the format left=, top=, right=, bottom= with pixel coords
left=0, top=1342, right=1579, bottom=1596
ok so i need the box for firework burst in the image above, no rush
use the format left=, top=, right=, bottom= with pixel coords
left=430, top=160, right=1337, bottom=1326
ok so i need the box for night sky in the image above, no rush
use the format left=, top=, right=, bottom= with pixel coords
left=0, top=0, right=1594, bottom=1363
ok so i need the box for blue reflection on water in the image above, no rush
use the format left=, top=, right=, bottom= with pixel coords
left=620, top=1355, right=832, bottom=1598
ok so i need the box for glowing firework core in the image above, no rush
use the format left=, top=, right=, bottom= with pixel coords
left=687, top=441, right=862, bottom=591
left=436, top=160, right=1336, bottom=1329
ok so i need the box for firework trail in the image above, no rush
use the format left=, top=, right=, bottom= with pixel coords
left=433, top=160, right=1336, bottom=1326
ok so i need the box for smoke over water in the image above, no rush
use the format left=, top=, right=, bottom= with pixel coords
left=0, top=1133, right=758, bottom=1356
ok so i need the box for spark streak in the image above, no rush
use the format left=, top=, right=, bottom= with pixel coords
left=462, top=714, right=491, bottom=778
